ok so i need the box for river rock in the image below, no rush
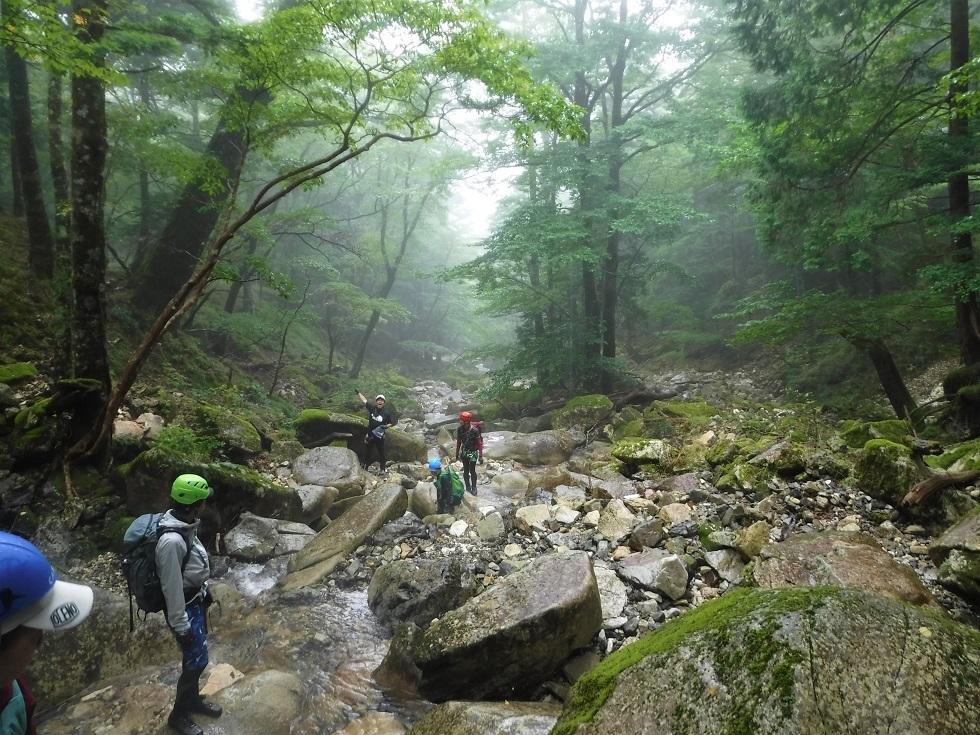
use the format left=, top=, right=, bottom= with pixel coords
left=616, top=549, right=688, bottom=600
left=28, top=587, right=175, bottom=703
left=376, top=550, right=601, bottom=701
left=211, top=669, right=304, bottom=735
left=368, top=557, right=478, bottom=630
left=489, top=470, right=531, bottom=497
left=753, top=530, right=945, bottom=613
left=551, top=588, right=980, bottom=735
left=407, top=700, right=563, bottom=735
left=594, top=566, right=628, bottom=620
left=483, top=430, right=578, bottom=466
left=281, top=483, right=408, bottom=589
left=291, top=446, right=367, bottom=500
left=930, top=506, right=980, bottom=603
left=597, top=499, right=636, bottom=541
left=224, top=512, right=316, bottom=560
left=296, top=484, right=337, bottom=523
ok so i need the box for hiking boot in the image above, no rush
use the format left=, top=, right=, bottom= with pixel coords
left=168, top=711, right=204, bottom=735
left=467, top=487, right=478, bottom=496
left=187, top=699, right=222, bottom=718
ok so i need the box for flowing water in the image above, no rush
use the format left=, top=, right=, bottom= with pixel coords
left=208, top=557, right=432, bottom=734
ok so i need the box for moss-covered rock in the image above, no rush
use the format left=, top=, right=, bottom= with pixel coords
left=115, top=447, right=301, bottom=532
left=610, top=438, right=674, bottom=469
left=551, top=587, right=980, bottom=735
left=192, top=402, right=263, bottom=460
left=552, top=394, right=615, bottom=432
left=925, top=438, right=980, bottom=472
left=0, top=362, right=37, bottom=384
left=839, top=419, right=911, bottom=450
left=853, top=439, right=917, bottom=505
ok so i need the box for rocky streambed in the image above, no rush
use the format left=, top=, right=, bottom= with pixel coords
left=30, top=371, right=980, bottom=734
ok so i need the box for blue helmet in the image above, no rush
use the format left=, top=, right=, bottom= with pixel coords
left=428, top=458, right=442, bottom=471
left=0, top=532, right=93, bottom=635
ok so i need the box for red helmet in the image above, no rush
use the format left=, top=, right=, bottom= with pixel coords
left=459, top=411, right=472, bottom=422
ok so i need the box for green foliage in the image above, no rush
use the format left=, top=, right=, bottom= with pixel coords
left=154, top=425, right=223, bottom=464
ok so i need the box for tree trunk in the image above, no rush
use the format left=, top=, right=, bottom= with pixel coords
left=47, top=70, right=72, bottom=379
left=3, top=5, right=55, bottom=279
left=69, top=0, right=110, bottom=458
left=845, top=332, right=919, bottom=427
left=130, top=87, right=269, bottom=313
left=948, top=0, right=980, bottom=364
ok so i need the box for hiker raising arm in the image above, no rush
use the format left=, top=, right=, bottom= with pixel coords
left=356, top=390, right=395, bottom=473
left=157, top=474, right=221, bottom=735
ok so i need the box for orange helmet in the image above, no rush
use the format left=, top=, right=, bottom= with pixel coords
left=459, top=411, right=472, bottom=422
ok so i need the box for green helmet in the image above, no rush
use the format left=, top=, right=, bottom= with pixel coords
left=171, top=474, right=213, bottom=505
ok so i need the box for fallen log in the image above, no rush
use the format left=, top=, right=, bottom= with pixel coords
left=902, top=470, right=980, bottom=505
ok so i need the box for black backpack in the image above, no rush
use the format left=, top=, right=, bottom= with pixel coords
left=120, top=513, right=190, bottom=629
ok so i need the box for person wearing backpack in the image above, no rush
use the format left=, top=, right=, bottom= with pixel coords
left=428, top=458, right=462, bottom=514
left=158, top=474, right=220, bottom=735
left=454, top=411, right=483, bottom=496
left=1, top=531, right=93, bottom=735
left=356, top=390, right=395, bottom=473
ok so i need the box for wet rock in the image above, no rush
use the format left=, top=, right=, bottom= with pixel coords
left=406, top=700, right=562, bottom=735
left=225, top=512, right=317, bottom=560
left=368, top=556, right=477, bottom=630
left=378, top=550, right=601, bottom=701
left=617, top=550, right=689, bottom=600
left=281, top=483, right=408, bottom=589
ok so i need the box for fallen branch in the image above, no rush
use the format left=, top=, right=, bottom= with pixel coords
left=902, top=470, right=980, bottom=505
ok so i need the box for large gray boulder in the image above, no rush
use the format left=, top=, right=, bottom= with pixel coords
left=753, top=530, right=945, bottom=613
left=291, top=446, right=367, bottom=500
left=551, top=588, right=980, bottom=735
left=930, top=505, right=980, bottom=603
left=406, top=701, right=562, bottom=735
left=280, top=483, right=408, bottom=589
left=483, top=430, right=578, bottom=466
left=375, top=550, right=602, bottom=701
left=368, top=557, right=478, bottom=631
left=29, top=587, right=175, bottom=703
left=224, top=512, right=316, bottom=560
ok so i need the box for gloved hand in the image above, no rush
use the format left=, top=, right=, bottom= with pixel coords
left=175, top=628, right=195, bottom=651
left=478, top=455, right=484, bottom=465
left=354, top=388, right=360, bottom=394
left=202, top=585, right=214, bottom=608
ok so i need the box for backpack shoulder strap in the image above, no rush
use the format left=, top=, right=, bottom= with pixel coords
left=157, top=527, right=194, bottom=570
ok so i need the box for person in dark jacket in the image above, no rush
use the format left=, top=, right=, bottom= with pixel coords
left=158, top=474, right=220, bottom=735
left=454, top=411, right=483, bottom=495
left=0, top=532, right=93, bottom=735
left=356, top=390, right=395, bottom=472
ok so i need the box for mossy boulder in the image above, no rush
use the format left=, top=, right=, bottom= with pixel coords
left=853, top=439, right=917, bottom=506
left=552, top=394, right=615, bottom=432
left=192, top=402, right=263, bottom=461
left=924, top=439, right=980, bottom=472
left=115, top=447, right=301, bottom=531
left=748, top=440, right=806, bottom=477
left=715, top=461, right=763, bottom=493
left=839, top=419, right=910, bottom=450
left=10, top=397, right=58, bottom=468
left=610, top=438, right=674, bottom=469
left=551, top=587, right=980, bottom=735
left=0, top=361, right=37, bottom=384
left=294, top=409, right=361, bottom=446
left=704, top=437, right=740, bottom=467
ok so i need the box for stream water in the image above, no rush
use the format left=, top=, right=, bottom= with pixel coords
left=210, top=557, right=433, bottom=734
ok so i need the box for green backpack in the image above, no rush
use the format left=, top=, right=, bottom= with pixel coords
left=440, top=469, right=465, bottom=503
